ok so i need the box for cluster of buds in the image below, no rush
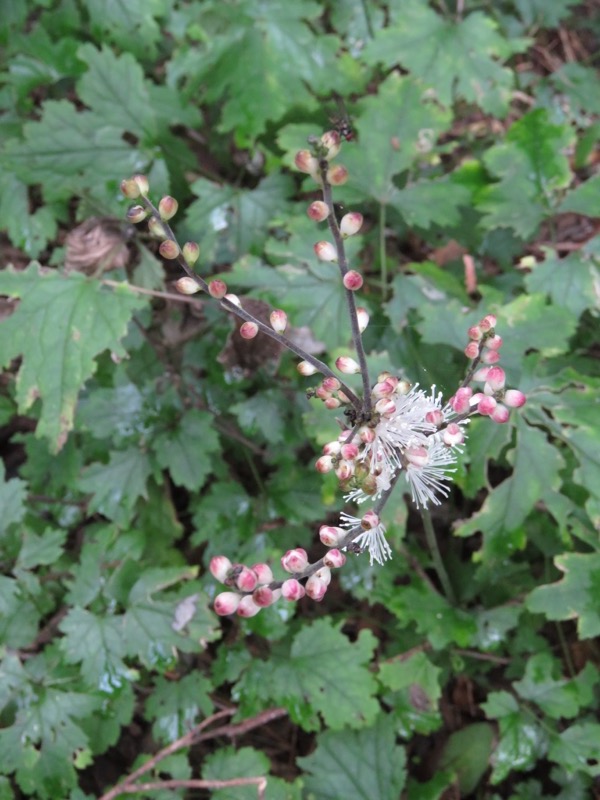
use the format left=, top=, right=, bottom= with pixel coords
left=450, top=315, right=526, bottom=423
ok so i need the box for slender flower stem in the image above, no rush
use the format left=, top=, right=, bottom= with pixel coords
left=318, top=162, right=372, bottom=417
left=137, top=196, right=362, bottom=410
left=379, top=202, right=387, bottom=301
left=420, top=507, right=456, bottom=604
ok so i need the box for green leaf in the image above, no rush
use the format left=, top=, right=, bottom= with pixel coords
left=438, top=723, right=495, bottom=795
left=391, top=176, right=471, bottom=230
left=364, top=8, right=523, bottom=115
left=203, top=746, right=272, bottom=800
left=144, top=673, right=214, bottom=744
left=524, top=250, right=600, bottom=318
left=548, top=723, right=600, bottom=777
left=378, top=652, right=442, bottom=736
left=514, top=653, right=583, bottom=719
left=83, top=0, right=166, bottom=60
left=153, top=409, right=220, bottom=491
left=298, top=714, right=406, bottom=800
left=559, top=173, right=600, bottom=217
left=480, top=110, right=575, bottom=238
left=527, top=553, right=600, bottom=639
left=512, top=0, right=581, bottom=27
left=236, top=620, right=379, bottom=731
left=230, top=391, right=285, bottom=445
left=0, top=172, right=58, bottom=258
left=0, top=267, right=147, bottom=451
left=78, top=446, right=152, bottom=524
left=17, top=528, right=66, bottom=570
left=0, top=462, right=27, bottom=536
left=550, top=63, right=600, bottom=117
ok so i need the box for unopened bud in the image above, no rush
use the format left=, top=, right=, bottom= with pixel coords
left=406, top=446, right=429, bottom=468
left=442, top=422, right=465, bottom=447
left=208, top=279, right=227, bottom=299
left=209, top=556, right=232, bottom=583
left=315, top=455, right=335, bottom=473
left=126, top=205, right=147, bottom=224
left=343, top=270, right=363, bottom=291
left=121, top=178, right=140, bottom=199
left=464, top=341, right=480, bottom=359
left=314, top=241, right=337, bottom=262
left=319, top=525, right=345, bottom=547
left=159, top=240, right=180, bottom=259
left=479, top=314, right=497, bottom=331
left=281, top=578, right=306, bottom=601
left=484, top=334, right=503, bottom=351
left=485, top=366, right=506, bottom=392
left=174, top=277, right=201, bottom=295
left=307, top=201, right=330, bottom=222
left=477, top=395, right=497, bottom=416
left=270, top=309, right=287, bottom=333
left=325, top=397, right=341, bottom=409
left=490, top=403, right=510, bottom=423
left=305, top=575, right=327, bottom=601
left=214, top=591, right=241, bottom=616
left=240, top=321, right=259, bottom=339
left=252, top=585, right=275, bottom=607
left=340, top=212, right=363, bottom=237
left=237, top=595, right=261, bottom=617
left=182, top=241, right=200, bottom=266
left=356, top=307, right=369, bottom=333
left=133, top=174, right=149, bottom=195
left=336, top=356, right=360, bottom=374
left=323, top=548, right=346, bottom=568
left=294, top=150, right=320, bottom=175
left=481, top=349, right=500, bottom=364
left=224, top=293, right=241, bottom=307
left=340, top=442, right=359, bottom=460
left=450, top=387, right=473, bottom=414
left=148, top=216, right=164, bottom=238
left=468, top=325, right=483, bottom=340
left=298, top=360, right=318, bottom=376
left=251, top=563, right=274, bottom=585
left=335, top=459, right=355, bottom=481
left=235, top=566, right=258, bottom=592
left=504, top=389, right=526, bottom=408
left=281, top=548, right=309, bottom=573
left=321, top=129, right=341, bottom=159
left=361, top=510, right=380, bottom=530
left=322, top=377, right=341, bottom=392
left=327, top=164, right=348, bottom=185
left=158, top=195, right=178, bottom=221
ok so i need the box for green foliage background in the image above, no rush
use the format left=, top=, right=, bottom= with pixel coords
left=1, top=0, right=599, bottom=798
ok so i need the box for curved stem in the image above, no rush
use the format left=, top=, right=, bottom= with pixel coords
left=421, top=507, right=456, bottom=604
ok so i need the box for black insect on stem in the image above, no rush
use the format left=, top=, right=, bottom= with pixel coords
left=330, top=92, right=355, bottom=142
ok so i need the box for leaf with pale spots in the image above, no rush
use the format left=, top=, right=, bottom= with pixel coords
left=0, top=266, right=147, bottom=452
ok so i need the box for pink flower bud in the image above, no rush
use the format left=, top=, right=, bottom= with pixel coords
left=359, top=426, right=376, bottom=444
left=484, top=334, right=503, bottom=351
left=252, top=585, right=276, bottom=607
left=297, top=360, right=318, bottom=376
left=335, top=459, right=355, bottom=480
left=322, top=377, right=341, bottom=392
left=356, top=307, right=369, bottom=333
left=159, top=239, right=181, bottom=259
left=121, top=178, right=141, bottom=199
left=148, top=216, right=164, bottom=237
left=323, top=548, right=346, bottom=568
left=325, top=397, right=341, bottom=409
left=336, top=356, right=360, bottom=374
left=468, top=325, right=483, bottom=341
left=450, top=387, right=473, bottom=414
left=294, top=150, right=320, bottom=175
left=321, top=129, right=341, bottom=159
left=316, top=455, right=335, bottom=473
left=490, top=403, right=510, bottom=423
left=182, top=241, right=200, bottom=266
left=327, top=164, right=348, bottom=185
left=373, top=379, right=396, bottom=398
left=237, top=595, right=261, bottom=617
left=406, top=446, right=429, bottom=468
left=174, top=277, right=200, bottom=295
left=307, top=200, right=330, bottom=221
left=464, top=341, right=480, bottom=359
left=479, top=314, right=497, bottom=331
left=338, top=391, right=351, bottom=403
left=340, top=212, right=363, bottom=237
left=472, top=367, right=490, bottom=382
left=127, top=205, right=148, bottom=224
left=235, top=566, right=259, bottom=593
left=133, top=174, right=149, bottom=195
left=340, top=442, right=359, bottom=460
left=158, top=195, right=178, bottom=221
left=240, top=321, right=259, bottom=339
left=442, top=422, right=465, bottom=447
left=305, top=575, right=327, bottom=601
left=504, top=389, right=526, bottom=408
left=323, top=440, right=342, bottom=456
left=481, top=349, right=500, bottom=364
left=343, top=270, right=363, bottom=291
left=281, top=548, right=309, bottom=573
left=204, top=279, right=226, bottom=299
left=281, top=578, right=305, bottom=601
left=251, top=563, right=274, bottom=585
left=375, top=397, right=397, bottom=416
left=209, top=556, right=232, bottom=583
left=224, top=293, right=241, bottom=307
left=361, top=510, right=380, bottom=530
left=315, top=566, right=332, bottom=585
left=314, top=241, right=337, bottom=262
left=214, top=591, right=241, bottom=615
left=319, top=525, right=345, bottom=547
left=425, top=409, right=444, bottom=427
left=477, top=395, right=497, bottom=416
left=485, top=366, right=506, bottom=392
left=270, top=309, right=287, bottom=333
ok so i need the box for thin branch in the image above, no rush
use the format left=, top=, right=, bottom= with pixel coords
left=111, top=777, right=267, bottom=798
left=420, top=507, right=457, bottom=604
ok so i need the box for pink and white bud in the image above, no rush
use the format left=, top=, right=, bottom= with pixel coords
left=316, top=455, right=335, bottom=473
left=356, top=307, right=369, bottom=333
left=133, top=174, right=149, bottom=195
left=375, top=397, right=397, bottom=417
left=307, top=200, right=330, bottom=222
left=395, top=380, right=412, bottom=396
left=321, top=130, right=341, bottom=159
left=237, top=595, right=261, bottom=617
left=281, top=548, right=309, bottom=574
left=270, top=309, right=288, bottom=333
left=224, top=293, right=241, bottom=307
left=361, top=510, right=380, bottom=530
left=464, top=341, right=480, bottom=359
left=477, top=395, right=497, bottom=416
left=484, top=334, right=503, bottom=351
left=343, top=270, right=363, bottom=291
left=281, top=578, right=306, bottom=601
left=442, top=422, right=465, bottom=447
left=214, top=591, right=241, bottom=616
left=294, top=150, right=319, bottom=175
left=251, top=563, right=274, bottom=585
left=468, top=325, right=483, bottom=341
left=406, top=446, right=429, bottom=468
left=126, top=205, right=148, bottom=224
left=297, top=360, right=318, bottom=376
left=182, top=241, right=200, bottom=266
left=327, top=164, right=349, bottom=185
left=335, top=459, right=355, bottom=481
left=314, top=241, right=337, bottom=262
left=121, top=178, right=141, bottom=199
left=206, top=279, right=226, bottom=299
left=484, top=366, right=506, bottom=392
left=425, top=409, right=444, bottom=427
left=319, top=525, right=345, bottom=547
left=239, top=321, right=259, bottom=340
left=235, top=566, right=259, bottom=593
left=338, top=391, right=351, bottom=404
left=148, top=216, right=164, bottom=237
left=481, top=349, right=500, bottom=364
left=472, top=366, right=490, bottom=382
left=479, top=314, right=497, bottom=331
left=209, top=556, right=232, bottom=583
left=315, top=566, right=332, bottom=585
left=504, top=389, right=526, bottom=408
left=158, top=195, right=178, bottom=221
left=490, top=403, right=510, bottom=424
left=323, top=548, right=346, bottom=568
left=340, top=212, right=363, bottom=237
left=159, top=239, right=180, bottom=259
left=174, top=277, right=201, bottom=295
left=325, top=397, right=341, bottom=409
left=359, top=426, right=376, bottom=444
left=322, top=377, right=341, bottom=392
left=323, top=440, right=342, bottom=456
left=340, top=442, right=359, bottom=460
left=336, top=356, right=360, bottom=374
left=450, top=387, right=473, bottom=414
left=252, top=585, right=276, bottom=607
left=305, top=575, right=327, bottom=602
left=372, top=378, right=396, bottom=398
